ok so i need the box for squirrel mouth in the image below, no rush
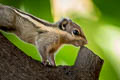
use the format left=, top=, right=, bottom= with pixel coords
left=74, top=40, right=88, bottom=47
left=74, top=42, right=82, bottom=47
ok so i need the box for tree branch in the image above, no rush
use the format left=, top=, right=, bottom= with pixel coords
left=0, top=33, right=103, bottom=80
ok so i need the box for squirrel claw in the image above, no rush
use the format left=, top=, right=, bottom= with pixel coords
left=41, top=61, right=56, bottom=67
left=42, top=61, right=49, bottom=66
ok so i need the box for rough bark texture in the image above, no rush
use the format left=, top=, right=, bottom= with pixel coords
left=0, top=33, right=103, bottom=80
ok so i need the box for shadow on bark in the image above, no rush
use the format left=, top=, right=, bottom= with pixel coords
left=0, top=33, right=103, bottom=80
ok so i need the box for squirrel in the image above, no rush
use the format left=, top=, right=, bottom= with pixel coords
left=0, top=4, right=88, bottom=66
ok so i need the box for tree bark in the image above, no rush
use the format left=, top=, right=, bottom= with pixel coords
left=0, top=33, right=103, bottom=80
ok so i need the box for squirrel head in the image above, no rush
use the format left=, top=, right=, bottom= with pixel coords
left=57, top=18, right=88, bottom=47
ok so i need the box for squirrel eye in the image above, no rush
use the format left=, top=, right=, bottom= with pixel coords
left=73, top=30, right=80, bottom=36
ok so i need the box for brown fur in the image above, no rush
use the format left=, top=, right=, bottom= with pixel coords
left=0, top=4, right=87, bottom=66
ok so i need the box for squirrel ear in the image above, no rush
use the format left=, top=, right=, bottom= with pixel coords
left=58, top=18, right=69, bottom=30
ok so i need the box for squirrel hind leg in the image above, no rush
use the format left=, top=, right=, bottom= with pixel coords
left=39, top=48, right=49, bottom=66
left=47, top=53, right=56, bottom=66
left=38, top=45, right=56, bottom=66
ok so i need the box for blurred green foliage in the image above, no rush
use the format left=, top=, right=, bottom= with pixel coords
left=93, top=0, right=120, bottom=79
left=93, top=0, right=120, bottom=27
left=68, top=0, right=120, bottom=80
left=93, top=0, right=120, bottom=20
left=0, top=0, right=120, bottom=80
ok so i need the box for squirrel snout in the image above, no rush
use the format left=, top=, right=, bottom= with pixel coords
left=79, top=39, right=88, bottom=46
left=82, top=39, right=88, bottom=46
left=73, top=39, right=88, bottom=47
left=84, top=40, right=88, bottom=45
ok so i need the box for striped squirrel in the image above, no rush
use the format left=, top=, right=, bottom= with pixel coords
left=0, top=4, right=88, bottom=66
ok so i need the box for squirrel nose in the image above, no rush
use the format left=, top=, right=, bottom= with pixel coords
left=85, top=40, right=88, bottom=44
left=83, top=39, right=88, bottom=45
